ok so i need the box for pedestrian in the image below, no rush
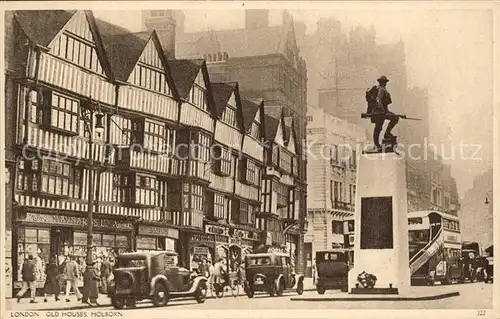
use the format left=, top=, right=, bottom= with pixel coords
left=213, top=258, right=227, bottom=286
left=16, top=254, right=37, bottom=303
left=64, top=255, right=82, bottom=302
left=198, top=258, right=209, bottom=278
left=43, top=256, right=60, bottom=302
left=100, top=257, right=111, bottom=294
left=82, top=260, right=100, bottom=307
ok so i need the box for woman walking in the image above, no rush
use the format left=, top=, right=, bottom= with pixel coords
left=43, top=257, right=61, bottom=302
left=82, top=261, right=100, bottom=307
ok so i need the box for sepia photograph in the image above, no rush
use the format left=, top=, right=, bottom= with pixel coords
left=1, top=1, right=498, bottom=318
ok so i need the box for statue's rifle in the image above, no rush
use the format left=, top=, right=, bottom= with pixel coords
left=361, top=113, right=422, bottom=121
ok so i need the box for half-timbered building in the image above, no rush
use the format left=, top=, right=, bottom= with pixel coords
left=4, top=9, right=266, bottom=295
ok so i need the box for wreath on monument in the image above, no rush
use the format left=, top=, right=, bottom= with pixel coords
left=357, top=271, right=377, bottom=288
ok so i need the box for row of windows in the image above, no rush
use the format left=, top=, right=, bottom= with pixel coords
left=52, top=32, right=104, bottom=75
left=130, top=64, right=171, bottom=95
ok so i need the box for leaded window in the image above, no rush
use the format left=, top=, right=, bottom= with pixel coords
left=214, top=193, right=225, bottom=219
left=222, top=105, right=236, bottom=127
left=190, top=84, right=207, bottom=111
left=143, top=120, right=166, bottom=153
left=250, top=121, right=261, bottom=140
left=52, top=32, right=104, bottom=75
left=135, top=174, right=159, bottom=206
left=130, top=64, right=171, bottom=95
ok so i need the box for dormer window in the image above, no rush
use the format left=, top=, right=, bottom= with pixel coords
left=189, top=84, right=207, bottom=111
left=130, top=64, right=171, bottom=95
left=250, top=120, right=261, bottom=140
left=52, top=31, right=104, bottom=75
left=222, top=104, right=237, bottom=127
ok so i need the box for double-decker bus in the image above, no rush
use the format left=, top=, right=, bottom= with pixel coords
left=408, top=210, right=462, bottom=285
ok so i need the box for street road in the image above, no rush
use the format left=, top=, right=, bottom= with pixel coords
left=100, top=282, right=492, bottom=310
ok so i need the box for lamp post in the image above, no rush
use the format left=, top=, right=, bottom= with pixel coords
left=80, top=97, right=105, bottom=266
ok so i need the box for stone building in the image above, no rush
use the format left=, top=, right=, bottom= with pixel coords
left=303, top=105, right=367, bottom=276
left=3, top=9, right=303, bottom=296
left=459, top=169, right=493, bottom=249
left=143, top=9, right=309, bottom=271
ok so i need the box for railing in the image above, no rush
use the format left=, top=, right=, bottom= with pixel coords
left=409, top=226, right=444, bottom=275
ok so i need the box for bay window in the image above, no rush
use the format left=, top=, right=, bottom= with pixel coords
left=239, top=157, right=260, bottom=186
left=40, top=91, right=79, bottom=135
left=213, top=145, right=232, bottom=176
left=143, top=119, right=166, bottom=153
left=192, top=132, right=210, bottom=162
left=17, top=158, right=81, bottom=198
left=240, top=201, right=255, bottom=225
left=184, top=183, right=204, bottom=211
left=135, top=174, right=159, bottom=206
left=213, top=193, right=225, bottom=219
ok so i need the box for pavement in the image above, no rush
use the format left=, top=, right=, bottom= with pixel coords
left=6, top=278, right=317, bottom=311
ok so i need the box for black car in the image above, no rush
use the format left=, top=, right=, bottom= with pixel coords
left=243, top=252, right=304, bottom=298
left=315, top=249, right=353, bottom=294
left=108, top=251, right=207, bottom=309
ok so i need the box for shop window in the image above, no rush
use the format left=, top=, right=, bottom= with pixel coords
left=73, top=231, right=129, bottom=262
left=331, top=221, right=343, bottom=234
left=222, top=104, right=237, bottom=127
left=16, top=228, right=50, bottom=282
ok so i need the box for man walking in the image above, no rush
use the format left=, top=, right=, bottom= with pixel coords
left=100, top=257, right=111, bottom=294
left=370, top=75, right=400, bottom=149
left=64, top=255, right=82, bottom=302
left=16, top=255, right=37, bottom=303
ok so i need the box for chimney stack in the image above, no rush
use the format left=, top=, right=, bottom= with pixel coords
left=203, top=52, right=231, bottom=82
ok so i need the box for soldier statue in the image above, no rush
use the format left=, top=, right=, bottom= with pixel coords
left=365, top=75, right=400, bottom=150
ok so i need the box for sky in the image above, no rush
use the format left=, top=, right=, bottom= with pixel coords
left=93, top=3, right=495, bottom=197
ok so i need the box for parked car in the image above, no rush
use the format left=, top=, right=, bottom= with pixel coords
left=315, top=249, right=353, bottom=294
left=484, top=245, right=493, bottom=283
left=108, top=251, right=207, bottom=309
left=243, top=252, right=304, bottom=298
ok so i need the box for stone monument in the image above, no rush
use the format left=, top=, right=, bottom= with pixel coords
left=347, top=145, right=411, bottom=295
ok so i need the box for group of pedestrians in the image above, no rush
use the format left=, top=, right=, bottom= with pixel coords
left=16, top=254, right=114, bottom=307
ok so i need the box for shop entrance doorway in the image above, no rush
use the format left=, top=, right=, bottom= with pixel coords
left=50, top=227, right=72, bottom=260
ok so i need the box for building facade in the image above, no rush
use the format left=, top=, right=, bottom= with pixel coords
left=4, top=9, right=303, bottom=295
left=459, top=169, right=493, bottom=249
left=304, top=105, right=367, bottom=276
left=147, top=9, right=309, bottom=271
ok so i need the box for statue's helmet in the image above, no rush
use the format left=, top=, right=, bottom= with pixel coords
left=377, top=75, right=389, bottom=83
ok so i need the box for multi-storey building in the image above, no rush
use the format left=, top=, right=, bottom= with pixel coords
left=144, top=9, right=308, bottom=271
left=303, top=105, right=367, bottom=276
left=3, top=9, right=302, bottom=296
left=459, top=168, right=493, bottom=249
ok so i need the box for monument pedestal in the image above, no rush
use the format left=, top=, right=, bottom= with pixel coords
left=348, top=151, right=410, bottom=295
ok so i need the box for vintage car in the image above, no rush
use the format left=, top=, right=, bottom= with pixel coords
left=108, top=251, right=207, bottom=309
left=484, top=245, right=493, bottom=283
left=459, top=249, right=481, bottom=282
left=315, top=249, right=353, bottom=294
left=243, top=252, right=304, bottom=298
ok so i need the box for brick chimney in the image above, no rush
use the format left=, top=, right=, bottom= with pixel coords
left=203, top=52, right=231, bottom=82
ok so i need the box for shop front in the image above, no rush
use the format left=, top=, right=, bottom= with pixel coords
left=187, top=232, right=217, bottom=272
left=13, top=209, right=136, bottom=292
left=136, top=223, right=180, bottom=264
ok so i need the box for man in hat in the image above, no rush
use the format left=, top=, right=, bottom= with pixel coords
left=371, top=75, right=400, bottom=149
left=16, top=254, right=37, bottom=303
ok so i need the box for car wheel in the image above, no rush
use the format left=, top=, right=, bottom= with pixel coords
left=195, top=282, right=207, bottom=304
left=268, top=284, right=276, bottom=297
left=276, top=280, right=285, bottom=296
left=316, top=286, right=326, bottom=295
left=152, top=283, right=169, bottom=307
left=111, top=297, right=125, bottom=310
left=215, top=284, right=224, bottom=298
left=246, top=288, right=254, bottom=298
left=426, top=278, right=435, bottom=286
left=296, top=281, right=304, bottom=295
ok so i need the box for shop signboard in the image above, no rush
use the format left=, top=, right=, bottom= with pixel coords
left=205, top=224, right=228, bottom=236
left=193, top=246, right=209, bottom=255
left=19, top=212, right=134, bottom=230
left=138, top=225, right=179, bottom=239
